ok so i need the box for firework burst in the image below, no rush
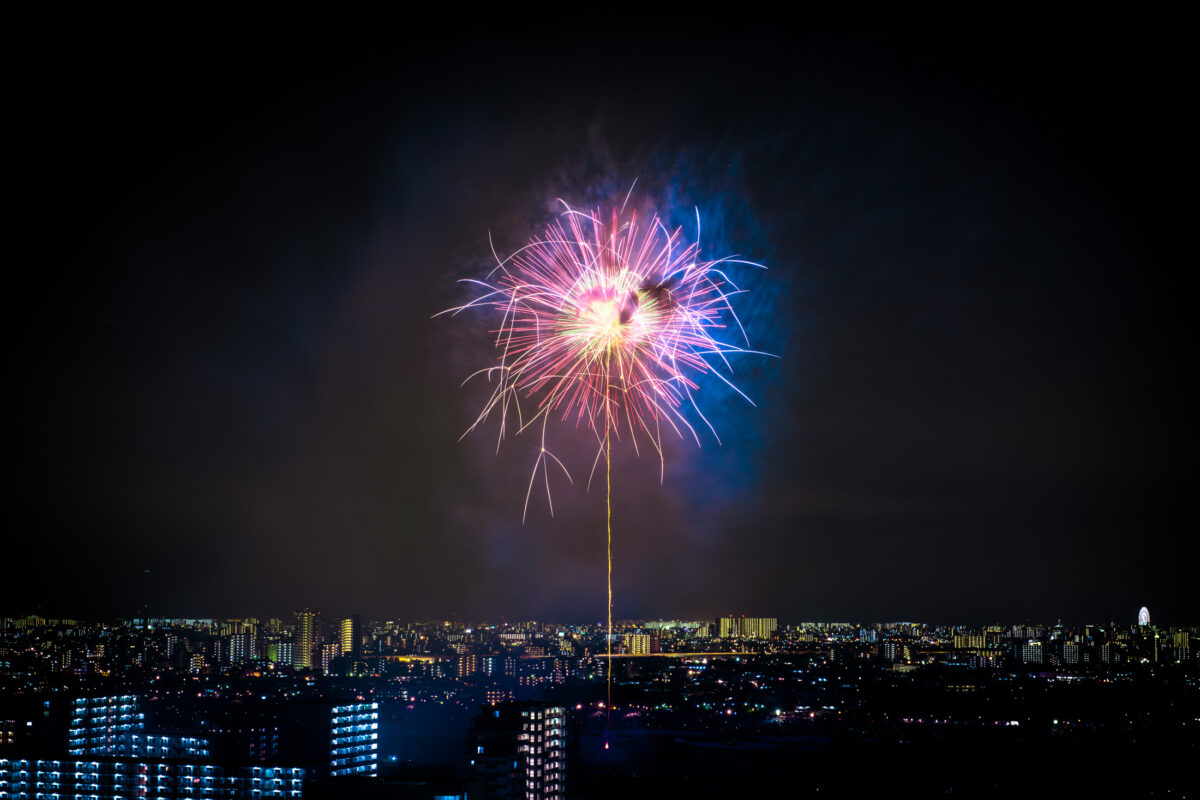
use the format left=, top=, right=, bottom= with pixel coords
left=441, top=195, right=765, bottom=729
left=443, top=199, right=765, bottom=516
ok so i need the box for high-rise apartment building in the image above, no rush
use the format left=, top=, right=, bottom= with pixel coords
left=68, top=696, right=209, bottom=760
left=624, top=634, right=660, bottom=654
left=340, top=615, right=362, bottom=659
left=1017, top=641, right=1044, bottom=664
left=320, top=643, right=341, bottom=674
left=465, top=702, right=566, bottom=800
left=330, top=703, right=378, bottom=777
left=68, top=696, right=145, bottom=756
left=230, top=632, right=254, bottom=664
left=626, top=634, right=650, bottom=655
left=294, top=610, right=319, bottom=670
left=518, top=704, right=566, bottom=800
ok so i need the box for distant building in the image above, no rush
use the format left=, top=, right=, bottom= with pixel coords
left=294, top=610, right=319, bottom=670
left=881, top=640, right=912, bottom=663
left=646, top=620, right=711, bottom=636
left=625, top=634, right=660, bottom=655
left=212, top=637, right=230, bottom=668
left=320, top=643, right=340, bottom=674
left=339, top=615, right=362, bottom=659
left=718, top=617, right=778, bottom=639
left=953, top=634, right=986, bottom=650
left=458, top=653, right=480, bottom=678
left=230, top=632, right=254, bottom=664
left=1016, top=641, right=1043, bottom=664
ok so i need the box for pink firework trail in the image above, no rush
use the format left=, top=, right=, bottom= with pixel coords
left=442, top=199, right=766, bottom=517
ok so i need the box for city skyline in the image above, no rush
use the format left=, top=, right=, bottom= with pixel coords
left=9, top=13, right=1193, bottom=625
left=3, top=606, right=1187, bottom=630
left=5, top=604, right=1194, bottom=797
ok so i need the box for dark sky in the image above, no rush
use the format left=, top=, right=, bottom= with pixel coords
left=9, top=13, right=1192, bottom=626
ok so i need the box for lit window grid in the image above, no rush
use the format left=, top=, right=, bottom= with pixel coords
left=517, top=707, right=567, bottom=800
left=330, top=703, right=379, bottom=777
left=1, top=758, right=304, bottom=798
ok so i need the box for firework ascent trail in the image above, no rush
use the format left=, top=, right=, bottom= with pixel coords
left=440, top=197, right=767, bottom=729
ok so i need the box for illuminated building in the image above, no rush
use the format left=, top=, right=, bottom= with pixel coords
left=293, top=610, right=319, bottom=670
left=718, top=616, right=778, bottom=639
left=234, top=633, right=253, bottom=662
left=0, top=758, right=304, bottom=798
left=465, top=702, right=567, bottom=800
left=320, top=643, right=340, bottom=674
left=68, top=696, right=210, bottom=759
left=646, top=620, right=708, bottom=632
left=480, top=656, right=519, bottom=679
left=458, top=653, right=480, bottom=677
left=626, top=634, right=651, bottom=655
left=68, top=696, right=145, bottom=756
left=456, top=652, right=480, bottom=681
left=339, top=615, right=361, bottom=659
left=1171, top=631, right=1191, bottom=662
left=953, top=634, right=986, bottom=650
left=212, top=637, right=230, bottom=668
left=128, top=733, right=210, bottom=759
left=230, top=631, right=254, bottom=664
left=881, top=641, right=912, bottom=663
left=1016, top=641, right=1043, bottom=664
left=330, top=703, right=378, bottom=777
left=518, top=704, right=567, bottom=799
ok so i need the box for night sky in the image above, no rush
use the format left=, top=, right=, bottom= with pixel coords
left=10, top=13, right=1192, bottom=625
